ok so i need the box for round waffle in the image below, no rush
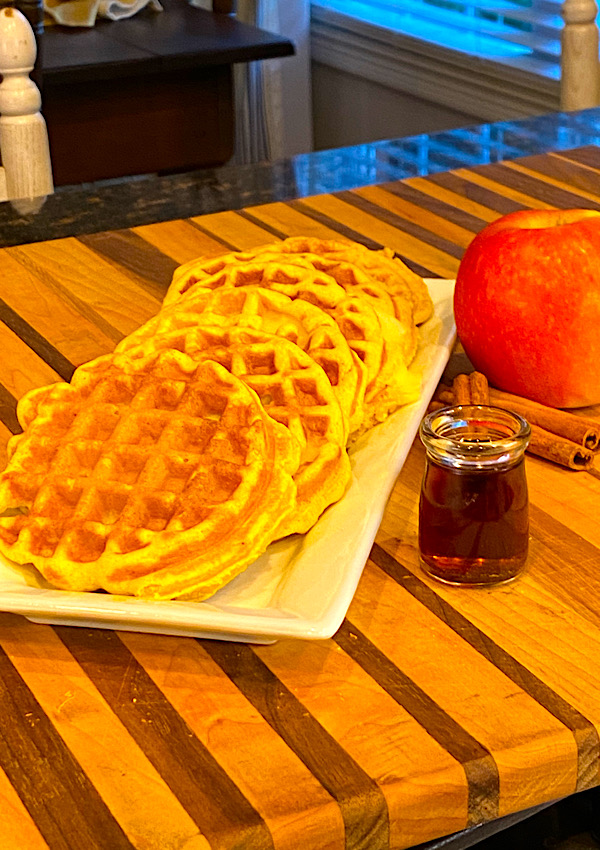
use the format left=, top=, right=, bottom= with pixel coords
left=159, top=281, right=419, bottom=437
left=117, top=324, right=351, bottom=537
left=165, top=252, right=417, bottom=354
left=165, top=237, right=431, bottom=325
left=150, top=253, right=421, bottom=435
left=165, top=255, right=348, bottom=311
left=254, top=236, right=434, bottom=325
left=0, top=233, right=433, bottom=606
left=246, top=250, right=399, bottom=321
left=117, top=285, right=367, bottom=438
left=0, top=353, right=301, bottom=600
left=330, top=297, right=421, bottom=438
left=163, top=245, right=422, bottom=365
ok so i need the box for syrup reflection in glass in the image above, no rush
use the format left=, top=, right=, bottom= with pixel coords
left=418, top=405, right=531, bottom=586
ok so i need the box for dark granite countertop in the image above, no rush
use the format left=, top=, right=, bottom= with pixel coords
left=2, top=107, right=600, bottom=248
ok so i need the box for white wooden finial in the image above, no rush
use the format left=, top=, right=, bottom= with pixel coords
left=0, top=7, right=53, bottom=213
left=561, top=0, right=600, bottom=110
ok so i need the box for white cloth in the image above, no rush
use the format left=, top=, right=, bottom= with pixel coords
left=44, top=0, right=162, bottom=28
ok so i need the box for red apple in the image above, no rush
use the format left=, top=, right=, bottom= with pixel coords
left=454, top=208, right=600, bottom=408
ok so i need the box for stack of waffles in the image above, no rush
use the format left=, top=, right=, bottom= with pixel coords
left=0, top=237, right=433, bottom=602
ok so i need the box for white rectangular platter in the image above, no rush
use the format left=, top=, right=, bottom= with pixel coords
left=0, top=279, right=456, bottom=643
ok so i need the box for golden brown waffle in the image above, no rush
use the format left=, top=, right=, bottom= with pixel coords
left=240, top=250, right=421, bottom=366
left=165, top=255, right=348, bottom=310
left=255, top=236, right=434, bottom=325
left=165, top=237, right=430, bottom=325
left=164, top=270, right=418, bottom=434
left=329, top=296, right=386, bottom=401
left=116, top=325, right=351, bottom=537
left=247, top=250, right=399, bottom=319
left=161, top=252, right=422, bottom=435
left=165, top=250, right=418, bottom=347
left=163, top=242, right=423, bottom=364
left=0, top=233, right=433, bottom=604
left=117, top=285, right=367, bottom=439
left=0, top=353, right=301, bottom=600
left=330, top=297, right=421, bottom=438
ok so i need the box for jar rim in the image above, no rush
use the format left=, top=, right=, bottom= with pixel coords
left=420, top=404, right=531, bottom=469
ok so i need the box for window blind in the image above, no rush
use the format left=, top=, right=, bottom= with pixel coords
left=312, top=1, right=573, bottom=76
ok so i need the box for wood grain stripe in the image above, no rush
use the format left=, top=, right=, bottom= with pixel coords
left=203, top=640, right=390, bottom=850
left=421, top=171, right=527, bottom=216
left=0, top=383, right=21, bottom=435
left=5, top=241, right=159, bottom=342
left=334, top=620, right=499, bottom=827
left=118, top=632, right=346, bottom=850
left=288, top=200, right=393, bottom=250
left=467, top=162, right=600, bottom=210
left=528, top=503, right=600, bottom=627
left=131, top=220, right=234, bottom=265
left=236, top=208, right=290, bottom=241
left=237, top=201, right=384, bottom=248
left=188, top=211, right=273, bottom=253
left=369, top=543, right=600, bottom=791
left=0, top=299, right=74, bottom=382
left=401, top=176, right=498, bottom=224
left=505, top=161, right=600, bottom=207
left=0, top=644, right=134, bottom=850
left=335, top=191, right=465, bottom=260
left=351, top=186, right=475, bottom=251
left=377, top=182, right=488, bottom=233
left=287, top=200, right=437, bottom=278
left=186, top=218, right=248, bottom=252
left=56, top=627, right=275, bottom=850
left=558, top=145, right=600, bottom=170
left=0, top=761, right=49, bottom=850
left=0, top=250, right=117, bottom=368
left=78, top=231, right=179, bottom=301
left=513, top=152, right=600, bottom=197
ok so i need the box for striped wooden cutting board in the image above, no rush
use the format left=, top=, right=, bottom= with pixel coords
left=0, top=146, right=598, bottom=850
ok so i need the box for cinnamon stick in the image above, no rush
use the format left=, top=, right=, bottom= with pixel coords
left=527, top=426, right=595, bottom=471
left=452, top=374, right=471, bottom=404
left=434, top=372, right=597, bottom=470
left=469, top=371, right=490, bottom=404
left=436, top=380, right=599, bottom=449
left=437, top=389, right=455, bottom=406
left=486, top=387, right=600, bottom=451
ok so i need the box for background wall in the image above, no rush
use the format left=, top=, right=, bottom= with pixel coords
left=311, top=63, right=478, bottom=151
left=277, top=0, right=313, bottom=157
left=309, top=8, right=559, bottom=154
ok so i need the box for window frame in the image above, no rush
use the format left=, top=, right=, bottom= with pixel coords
left=310, top=1, right=560, bottom=122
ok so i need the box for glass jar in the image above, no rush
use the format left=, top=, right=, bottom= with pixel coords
left=418, top=405, right=531, bottom=586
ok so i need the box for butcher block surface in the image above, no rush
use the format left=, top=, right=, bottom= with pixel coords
left=0, top=146, right=599, bottom=850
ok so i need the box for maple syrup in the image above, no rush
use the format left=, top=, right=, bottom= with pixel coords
left=418, top=405, right=531, bottom=586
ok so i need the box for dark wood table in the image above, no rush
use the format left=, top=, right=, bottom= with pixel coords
left=0, top=145, right=599, bottom=849
left=37, top=0, right=294, bottom=184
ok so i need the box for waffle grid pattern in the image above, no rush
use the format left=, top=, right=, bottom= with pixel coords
left=0, top=236, right=429, bottom=601
left=0, top=353, right=299, bottom=598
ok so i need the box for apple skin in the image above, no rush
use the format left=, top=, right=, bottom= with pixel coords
left=454, top=208, right=600, bottom=408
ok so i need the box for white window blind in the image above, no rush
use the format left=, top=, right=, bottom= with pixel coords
left=312, top=1, right=577, bottom=78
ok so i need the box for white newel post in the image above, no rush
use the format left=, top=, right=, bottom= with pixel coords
left=0, top=6, right=53, bottom=212
left=561, top=0, right=600, bottom=110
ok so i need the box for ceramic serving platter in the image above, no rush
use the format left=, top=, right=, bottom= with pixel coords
left=0, top=279, right=456, bottom=643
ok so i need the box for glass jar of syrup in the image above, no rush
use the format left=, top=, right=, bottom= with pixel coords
left=418, top=405, right=531, bottom=586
